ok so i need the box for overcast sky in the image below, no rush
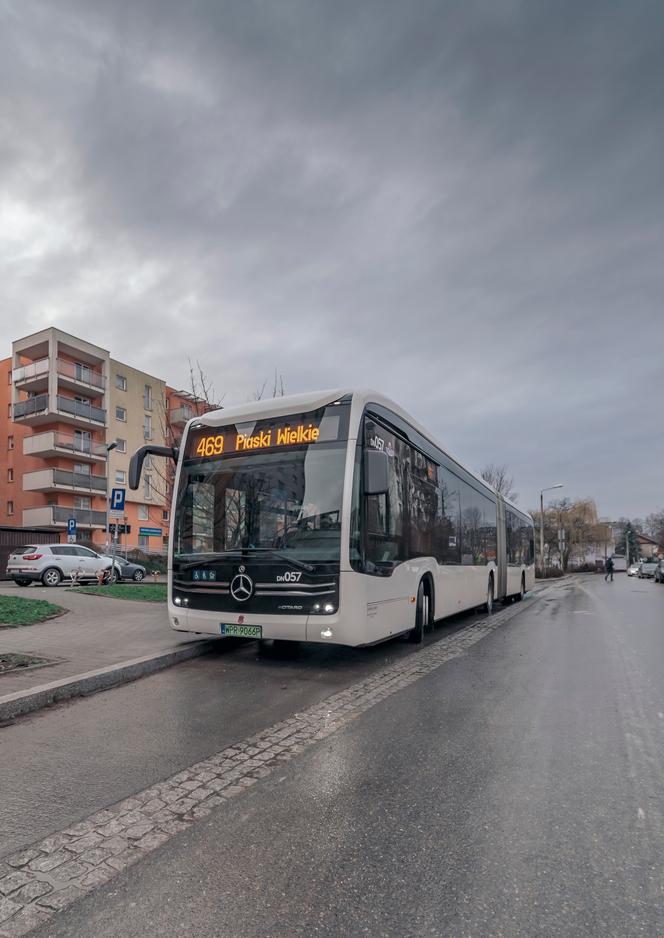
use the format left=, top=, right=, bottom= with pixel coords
left=1, top=0, right=662, bottom=519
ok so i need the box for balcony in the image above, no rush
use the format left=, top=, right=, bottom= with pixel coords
left=12, top=395, right=50, bottom=425
left=169, top=407, right=194, bottom=427
left=56, top=359, right=105, bottom=397
left=24, top=431, right=108, bottom=463
left=23, top=506, right=107, bottom=530
left=56, top=395, right=106, bottom=426
left=13, top=394, right=106, bottom=427
left=23, top=469, right=107, bottom=495
left=11, top=358, right=50, bottom=393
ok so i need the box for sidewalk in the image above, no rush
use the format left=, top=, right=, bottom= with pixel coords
left=0, top=582, right=214, bottom=719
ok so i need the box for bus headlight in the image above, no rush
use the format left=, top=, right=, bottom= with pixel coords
left=174, top=596, right=182, bottom=606
left=320, top=627, right=333, bottom=638
left=323, top=603, right=335, bottom=614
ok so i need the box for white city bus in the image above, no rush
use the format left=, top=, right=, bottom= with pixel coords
left=130, top=389, right=534, bottom=647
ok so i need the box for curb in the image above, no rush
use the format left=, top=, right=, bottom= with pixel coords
left=0, top=639, right=219, bottom=723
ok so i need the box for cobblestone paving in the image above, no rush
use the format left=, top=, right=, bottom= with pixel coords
left=0, top=593, right=546, bottom=936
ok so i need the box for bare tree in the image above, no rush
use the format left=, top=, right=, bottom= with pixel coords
left=481, top=463, right=518, bottom=502
left=253, top=368, right=285, bottom=401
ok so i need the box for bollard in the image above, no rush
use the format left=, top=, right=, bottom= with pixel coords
left=152, top=570, right=159, bottom=584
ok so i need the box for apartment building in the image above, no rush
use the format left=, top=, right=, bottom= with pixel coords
left=0, top=327, right=210, bottom=553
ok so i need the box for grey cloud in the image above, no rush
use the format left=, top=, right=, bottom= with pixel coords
left=1, top=0, right=663, bottom=518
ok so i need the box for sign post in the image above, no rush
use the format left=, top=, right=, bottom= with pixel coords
left=108, top=489, right=126, bottom=585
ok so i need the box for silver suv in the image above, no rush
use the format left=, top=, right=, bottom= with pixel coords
left=7, top=544, right=113, bottom=587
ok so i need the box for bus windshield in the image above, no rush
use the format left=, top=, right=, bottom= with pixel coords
left=174, top=406, right=349, bottom=564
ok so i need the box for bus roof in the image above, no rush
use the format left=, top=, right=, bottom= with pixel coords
left=191, top=388, right=531, bottom=522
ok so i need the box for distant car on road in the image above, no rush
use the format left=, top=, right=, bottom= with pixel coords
left=627, top=563, right=641, bottom=576
left=653, top=560, right=664, bottom=584
left=638, top=560, right=659, bottom=579
left=100, top=556, right=147, bottom=582
left=6, top=544, right=113, bottom=587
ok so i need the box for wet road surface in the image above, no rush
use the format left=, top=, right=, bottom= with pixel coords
left=10, top=574, right=664, bottom=936
left=1, top=604, right=482, bottom=858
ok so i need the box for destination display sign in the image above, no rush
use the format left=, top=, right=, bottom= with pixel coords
left=186, top=413, right=342, bottom=460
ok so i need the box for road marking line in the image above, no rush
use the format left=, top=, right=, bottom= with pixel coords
left=0, top=591, right=548, bottom=935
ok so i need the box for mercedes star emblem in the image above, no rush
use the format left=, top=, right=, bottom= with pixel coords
left=230, top=573, right=253, bottom=602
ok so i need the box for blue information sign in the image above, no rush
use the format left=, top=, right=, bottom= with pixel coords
left=67, top=518, right=77, bottom=535
left=110, top=488, right=126, bottom=512
left=139, top=527, right=162, bottom=537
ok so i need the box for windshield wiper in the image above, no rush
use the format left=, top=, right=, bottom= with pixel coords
left=179, top=549, right=314, bottom=573
left=238, top=549, right=315, bottom=572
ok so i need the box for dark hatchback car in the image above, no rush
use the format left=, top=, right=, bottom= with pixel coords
left=101, top=556, right=147, bottom=582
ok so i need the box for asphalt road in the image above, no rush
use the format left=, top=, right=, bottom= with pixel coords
left=1, top=600, right=480, bottom=858
left=13, top=574, right=664, bottom=937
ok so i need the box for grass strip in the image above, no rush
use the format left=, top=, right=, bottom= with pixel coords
left=0, top=596, right=65, bottom=628
left=72, top=583, right=167, bottom=603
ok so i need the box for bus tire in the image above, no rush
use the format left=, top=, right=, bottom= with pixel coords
left=485, top=575, right=494, bottom=615
left=516, top=575, right=525, bottom=602
left=408, top=580, right=430, bottom=644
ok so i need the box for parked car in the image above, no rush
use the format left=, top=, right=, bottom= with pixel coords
left=637, top=560, right=659, bottom=579
left=653, top=560, right=664, bottom=584
left=100, top=555, right=147, bottom=582
left=627, top=563, right=641, bottom=576
left=6, top=544, right=113, bottom=587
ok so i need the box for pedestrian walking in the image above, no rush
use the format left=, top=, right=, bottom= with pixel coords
left=604, top=556, right=614, bottom=582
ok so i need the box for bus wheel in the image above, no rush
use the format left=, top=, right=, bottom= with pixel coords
left=408, top=581, right=429, bottom=644
left=485, top=576, right=494, bottom=615
left=516, top=575, right=525, bottom=602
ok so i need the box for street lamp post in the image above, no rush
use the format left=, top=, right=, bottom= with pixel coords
left=540, top=483, right=564, bottom=574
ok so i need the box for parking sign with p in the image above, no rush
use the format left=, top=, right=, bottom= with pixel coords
left=110, top=488, right=126, bottom=513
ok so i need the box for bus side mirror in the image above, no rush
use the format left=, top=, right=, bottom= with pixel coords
left=129, top=445, right=179, bottom=490
left=364, top=449, right=389, bottom=496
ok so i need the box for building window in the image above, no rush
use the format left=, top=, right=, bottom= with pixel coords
left=74, top=496, right=91, bottom=509
left=75, top=362, right=91, bottom=383
left=138, top=504, right=149, bottom=521
left=8, top=468, right=14, bottom=482
left=7, top=500, right=14, bottom=516
left=7, top=404, right=10, bottom=418
left=143, top=474, right=152, bottom=499
left=73, top=463, right=91, bottom=476
left=115, top=469, right=126, bottom=483
left=8, top=371, right=11, bottom=384
left=8, top=435, right=14, bottom=450
left=144, top=454, right=152, bottom=469
left=115, top=406, right=127, bottom=422
left=143, top=415, right=152, bottom=440
left=115, top=374, right=127, bottom=391
left=116, top=439, right=126, bottom=454
left=144, top=385, right=153, bottom=411
left=138, top=534, right=149, bottom=549
left=162, top=509, right=169, bottom=522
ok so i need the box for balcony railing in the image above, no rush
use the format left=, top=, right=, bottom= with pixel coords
left=12, top=358, right=50, bottom=384
left=24, top=431, right=108, bottom=460
left=54, top=470, right=107, bottom=491
left=169, top=407, right=194, bottom=426
left=23, top=506, right=107, bottom=528
left=13, top=394, right=49, bottom=419
left=53, top=506, right=107, bottom=526
left=56, top=395, right=106, bottom=423
left=57, top=359, right=105, bottom=389
left=13, top=394, right=106, bottom=424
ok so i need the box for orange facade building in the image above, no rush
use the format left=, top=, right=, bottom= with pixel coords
left=0, top=328, right=214, bottom=554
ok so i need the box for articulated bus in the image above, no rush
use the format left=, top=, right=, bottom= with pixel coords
left=129, top=389, right=535, bottom=647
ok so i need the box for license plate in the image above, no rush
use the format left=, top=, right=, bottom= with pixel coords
left=220, top=624, right=262, bottom=639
